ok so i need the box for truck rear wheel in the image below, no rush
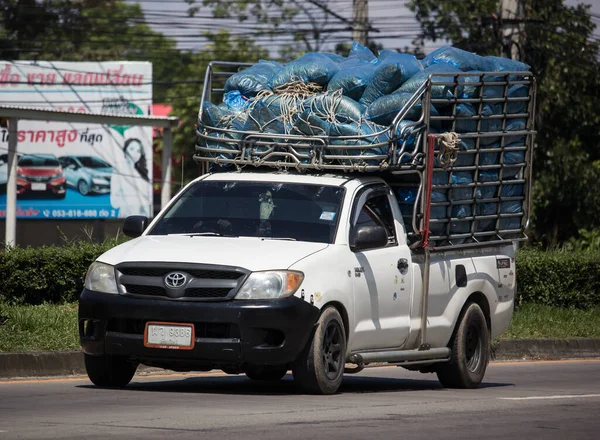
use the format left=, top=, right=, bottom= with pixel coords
left=244, top=365, right=288, bottom=381
left=436, top=302, right=490, bottom=389
left=84, top=353, right=137, bottom=388
left=292, top=307, right=346, bottom=395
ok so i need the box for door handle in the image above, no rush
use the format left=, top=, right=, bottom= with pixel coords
left=397, top=258, right=409, bottom=274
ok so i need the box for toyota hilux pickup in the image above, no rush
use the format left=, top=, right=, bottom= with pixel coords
left=79, top=66, right=534, bottom=394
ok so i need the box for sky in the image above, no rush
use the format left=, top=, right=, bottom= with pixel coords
left=129, top=0, right=600, bottom=55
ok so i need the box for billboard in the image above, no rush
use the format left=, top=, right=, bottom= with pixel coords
left=0, top=61, right=153, bottom=219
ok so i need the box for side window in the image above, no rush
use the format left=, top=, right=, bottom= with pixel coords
left=353, top=191, right=397, bottom=247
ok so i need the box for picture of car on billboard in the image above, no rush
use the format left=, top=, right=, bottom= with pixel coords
left=17, top=154, right=67, bottom=199
left=0, top=60, right=153, bottom=219
left=58, top=156, right=113, bottom=196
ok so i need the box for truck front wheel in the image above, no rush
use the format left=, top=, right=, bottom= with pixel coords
left=292, top=307, right=346, bottom=395
left=436, top=302, right=490, bottom=389
left=84, top=353, right=137, bottom=388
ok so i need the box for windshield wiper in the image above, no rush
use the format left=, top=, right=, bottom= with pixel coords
left=259, top=237, right=297, bottom=241
left=168, top=232, right=237, bottom=237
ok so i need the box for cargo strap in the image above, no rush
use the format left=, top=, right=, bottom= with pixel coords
left=437, top=132, right=460, bottom=169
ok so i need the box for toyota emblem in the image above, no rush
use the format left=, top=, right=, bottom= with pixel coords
left=164, top=272, right=187, bottom=289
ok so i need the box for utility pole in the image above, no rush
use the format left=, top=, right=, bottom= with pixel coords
left=500, top=0, right=525, bottom=60
left=353, top=0, right=369, bottom=46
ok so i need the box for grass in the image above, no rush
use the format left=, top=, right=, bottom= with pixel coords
left=501, top=303, right=600, bottom=339
left=0, top=302, right=79, bottom=352
left=0, top=302, right=599, bottom=352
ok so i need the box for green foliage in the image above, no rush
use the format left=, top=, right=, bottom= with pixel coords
left=408, top=0, right=600, bottom=248
left=186, top=0, right=343, bottom=57
left=0, top=0, right=183, bottom=102
left=0, top=303, right=79, bottom=352
left=165, top=31, right=269, bottom=186
left=564, top=229, right=600, bottom=253
left=0, top=238, right=123, bottom=306
left=0, top=1, right=273, bottom=191
left=516, top=249, right=600, bottom=309
left=502, top=303, right=600, bottom=339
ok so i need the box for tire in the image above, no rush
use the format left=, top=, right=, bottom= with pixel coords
left=84, top=353, right=138, bottom=388
left=78, top=179, right=90, bottom=196
left=436, top=302, right=490, bottom=389
left=244, top=365, right=288, bottom=381
left=292, top=307, right=346, bottom=395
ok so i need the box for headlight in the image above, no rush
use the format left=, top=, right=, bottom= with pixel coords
left=17, top=173, right=27, bottom=180
left=235, top=271, right=304, bottom=300
left=84, top=262, right=118, bottom=294
left=51, top=173, right=63, bottom=179
left=92, top=176, right=108, bottom=184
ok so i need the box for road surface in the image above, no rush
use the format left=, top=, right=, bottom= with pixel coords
left=1, top=360, right=599, bottom=439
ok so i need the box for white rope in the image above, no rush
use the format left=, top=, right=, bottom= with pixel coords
left=437, top=132, right=460, bottom=169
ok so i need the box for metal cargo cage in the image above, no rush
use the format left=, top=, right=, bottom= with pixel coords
left=194, top=61, right=536, bottom=251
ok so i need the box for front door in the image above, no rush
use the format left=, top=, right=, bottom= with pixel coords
left=349, top=184, right=413, bottom=351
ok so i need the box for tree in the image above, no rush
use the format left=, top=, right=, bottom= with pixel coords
left=0, top=1, right=267, bottom=191
left=185, top=0, right=352, bottom=59
left=165, top=31, right=269, bottom=185
left=0, top=0, right=184, bottom=102
left=408, top=0, right=600, bottom=247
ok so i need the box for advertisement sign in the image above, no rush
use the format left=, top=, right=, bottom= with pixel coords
left=0, top=61, right=153, bottom=219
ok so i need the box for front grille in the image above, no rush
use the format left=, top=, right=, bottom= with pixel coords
left=123, top=284, right=165, bottom=297
left=107, top=318, right=240, bottom=339
left=28, top=175, right=52, bottom=182
left=185, top=288, right=231, bottom=298
left=119, top=267, right=242, bottom=280
left=116, top=263, right=248, bottom=301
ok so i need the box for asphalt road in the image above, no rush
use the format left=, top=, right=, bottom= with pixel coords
left=1, top=360, right=599, bottom=440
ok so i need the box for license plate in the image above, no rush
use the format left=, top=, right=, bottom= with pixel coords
left=31, top=183, right=46, bottom=191
left=144, top=322, right=195, bottom=350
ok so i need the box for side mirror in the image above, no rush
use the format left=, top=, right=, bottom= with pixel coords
left=351, top=225, right=389, bottom=252
left=123, top=215, right=149, bottom=238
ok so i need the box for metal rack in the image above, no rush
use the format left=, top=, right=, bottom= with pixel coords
left=194, top=61, right=536, bottom=251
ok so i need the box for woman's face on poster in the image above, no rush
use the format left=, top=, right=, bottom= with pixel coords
left=125, top=140, right=144, bottom=164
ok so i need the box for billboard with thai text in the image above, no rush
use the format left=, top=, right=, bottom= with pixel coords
left=0, top=61, right=153, bottom=219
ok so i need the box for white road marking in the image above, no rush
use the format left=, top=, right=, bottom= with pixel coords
left=499, top=394, right=600, bottom=401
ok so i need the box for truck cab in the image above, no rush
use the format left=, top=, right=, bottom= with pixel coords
left=80, top=171, right=515, bottom=394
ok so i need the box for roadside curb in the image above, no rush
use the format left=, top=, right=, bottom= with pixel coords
left=492, top=338, right=600, bottom=361
left=1, top=339, right=599, bottom=379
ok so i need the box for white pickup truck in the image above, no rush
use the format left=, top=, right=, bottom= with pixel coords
left=79, top=66, right=534, bottom=394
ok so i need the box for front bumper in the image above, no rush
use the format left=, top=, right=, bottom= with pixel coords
left=79, top=289, right=319, bottom=371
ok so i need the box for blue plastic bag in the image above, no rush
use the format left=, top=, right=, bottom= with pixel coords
left=422, top=46, right=493, bottom=72
left=303, top=93, right=365, bottom=122
left=454, top=137, right=476, bottom=166
left=360, top=53, right=423, bottom=106
left=365, top=92, right=439, bottom=126
left=485, top=56, right=530, bottom=73
left=198, top=103, right=244, bottom=162
left=395, top=63, right=463, bottom=101
left=501, top=139, right=526, bottom=179
left=349, top=41, right=376, bottom=63
left=327, top=58, right=377, bottom=101
left=462, top=71, right=506, bottom=99
left=376, top=49, right=398, bottom=63
left=270, top=53, right=340, bottom=88
left=499, top=201, right=523, bottom=230
left=506, top=84, right=529, bottom=114
left=454, top=103, right=502, bottom=144
left=317, top=52, right=346, bottom=63
left=450, top=171, right=474, bottom=201
left=223, top=90, right=248, bottom=112
left=224, top=60, right=283, bottom=97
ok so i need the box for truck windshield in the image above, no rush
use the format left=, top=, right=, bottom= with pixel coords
left=149, top=180, right=345, bottom=244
